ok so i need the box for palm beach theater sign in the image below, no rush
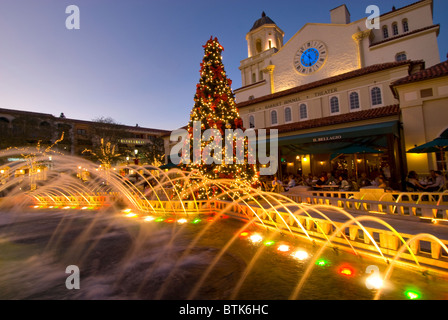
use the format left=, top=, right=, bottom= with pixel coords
left=248, top=88, right=338, bottom=112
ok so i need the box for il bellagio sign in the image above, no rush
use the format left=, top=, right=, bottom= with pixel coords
left=312, top=135, right=342, bottom=143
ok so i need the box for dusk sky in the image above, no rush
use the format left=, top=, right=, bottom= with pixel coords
left=1, top=0, right=447, bottom=131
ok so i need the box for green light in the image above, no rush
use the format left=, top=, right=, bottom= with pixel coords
left=316, top=259, right=328, bottom=267
left=192, top=218, right=202, bottom=224
left=155, top=217, right=165, bottom=222
left=405, top=290, right=421, bottom=300
left=263, top=240, right=275, bottom=246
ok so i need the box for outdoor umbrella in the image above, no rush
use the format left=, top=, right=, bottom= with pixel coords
left=159, top=162, right=178, bottom=170
left=406, top=137, right=448, bottom=171
left=330, top=145, right=383, bottom=160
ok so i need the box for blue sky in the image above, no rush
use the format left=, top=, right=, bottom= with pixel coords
left=0, top=0, right=447, bottom=130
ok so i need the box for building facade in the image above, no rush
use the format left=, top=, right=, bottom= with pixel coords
left=234, top=0, right=446, bottom=189
left=0, top=107, right=169, bottom=165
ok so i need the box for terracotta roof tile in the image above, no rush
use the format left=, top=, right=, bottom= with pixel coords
left=268, top=105, right=400, bottom=134
left=236, top=61, right=423, bottom=108
left=391, top=59, right=448, bottom=86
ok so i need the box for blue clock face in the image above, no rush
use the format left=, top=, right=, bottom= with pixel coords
left=294, top=40, right=328, bottom=75
left=301, top=48, right=320, bottom=67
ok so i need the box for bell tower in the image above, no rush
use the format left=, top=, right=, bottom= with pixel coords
left=246, top=12, right=284, bottom=58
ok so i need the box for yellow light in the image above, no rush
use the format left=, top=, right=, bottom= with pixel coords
left=277, top=244, right=290, bottom=252
left=125, top=213, right=138, bottom=218
left=249, top=234, right=263, bottom=244
left=291, top=250, right=309, bottom=260
left=81, top=207, right=88, bottom=210
left=302, top=157, right=308, bottom=162
left=177, top=218, right=188, bottom=224
left=366, top=275, right=384, bottom=290
left=123, top=209, right=132, bottom=213
left=144, top=216, right=155, bottom=222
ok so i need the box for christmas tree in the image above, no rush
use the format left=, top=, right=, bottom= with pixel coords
left=178, top=37, right=258, bottom=200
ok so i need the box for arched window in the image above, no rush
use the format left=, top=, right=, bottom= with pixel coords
left=284, top=107, right=292, bottom=123
left=402, top=19, right=409, bottom=33
left=330, top=97, right=340, bottom=114
left=299, top=104, right=308, bottom=120
left=371, top=87, right=382, bottom=106
left=255, top=39, right=262, bottom=54
left=249, top=115, right=255, bottom=128
left=271, top=110, right=278, bottom=126
left=252, top=73, right=256, bottom=83
left=396, top=52, right=407, bottom=62
left=382, top=26, right=389, bottom=39
left=392, top=22, right=399, bottom=36
left=349, top=92, right=360, bottom=110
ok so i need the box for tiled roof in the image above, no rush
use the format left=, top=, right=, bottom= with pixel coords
left=250, top=12, right=277, bottom=31
left=391, top=59, right=448, bottom=86
left=269, top=105, right=400, bottom=134
left=236, top=60, right=423, bottom=108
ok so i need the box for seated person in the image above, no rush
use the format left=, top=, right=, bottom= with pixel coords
left=313, top=175, right=327, bottom=190
left=338, top=174, right=351, bottom=191
left=286, top=175, right=296, bottom=190
left=377, top=177, right=387, bottom=189
left=425, top=170, right=445, bottom=192
left=357, top=172, right=371, bottom=188
left=325, top=172, right=336, bottom=185
left=271, top=176, right=282, bottom=192
left=406, top=171, right=426, bottom=191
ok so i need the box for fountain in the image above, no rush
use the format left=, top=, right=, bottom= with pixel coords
left=1, top=150, right=448, bottom=300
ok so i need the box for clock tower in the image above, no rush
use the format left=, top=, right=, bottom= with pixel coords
left=238, top=12, right=284, bottom=96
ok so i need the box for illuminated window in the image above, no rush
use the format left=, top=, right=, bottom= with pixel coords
left=349, top=92, right=360, bottom=110
left=371, top=87, right=382, bottom=106
left=330, top=96, right=340, bottom=114
left=271, top=110, right=278, bottom=125
left=284, top=107, right=292, bottom=123
left=299, top=104, right=308, bottom=120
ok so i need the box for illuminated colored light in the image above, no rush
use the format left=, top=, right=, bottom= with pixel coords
left=249, top=234, right=263, bottom=244
left=192, top=218, right=202, bottom=224
left=316, top=259, right=329, bottom=267
left=71, top=206, right=77, bottom=209
left=144, top=216, right=155, bottom=222
left=291, top=250, right=309, bottom=261
left=81, top=207, right=88, bottom=210
left=33, top=205, right=39, bottom=208
left=338, top=266, right=354, bottom=277
left=264, top=240, right=275, bottom=247
left=125, top=213, right=138, bottom=218
left=155, top=217, right=165, bottom=222
left=123, top=209, right=132, bottom=213
left=277, top=244, right=290, bottom=252
left=221, top=215, right=229, bottom=219
left=165, top=218, right=175, bottom=223
left=207, top=217, right=214, bottom=222
left=405, top=290, right=421, bottom=300
left=177, top=218, right=187, bottom=224
left=366, top=275, right=384, bottom=290
left=63, top=206, right=70, bottom=210
left=240, top=231, right=250, bottom=237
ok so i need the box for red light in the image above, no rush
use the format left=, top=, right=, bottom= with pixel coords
left=207, top=217, right=214, bottom=222
left=338, top=265, right=355, bottom=277
left=165, top=218, right=175, bottom=223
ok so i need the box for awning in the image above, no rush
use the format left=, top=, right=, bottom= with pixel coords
left=278, top=121, right=399, bottom=146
